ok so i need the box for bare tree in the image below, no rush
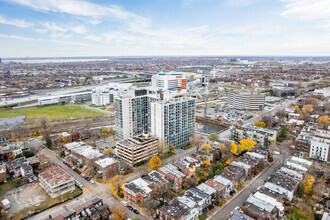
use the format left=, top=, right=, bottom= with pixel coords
left=189, top=134, right=205, bottom=148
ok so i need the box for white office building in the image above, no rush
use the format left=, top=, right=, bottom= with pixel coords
left=228, top=90, right=265, bottom=111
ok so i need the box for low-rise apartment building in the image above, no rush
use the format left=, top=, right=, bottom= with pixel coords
left=117, top=133, right=158, bottom=166
left=122, top=171, right=168, bottom=206
left=94, top=157, right=119, bottom=178
left=157, top=164, right=186, bottom=189
left=39, top=165, right=75, bottom=198
left=231, top=123, right=277, bottom=147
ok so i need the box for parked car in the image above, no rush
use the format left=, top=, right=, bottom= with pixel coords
left=133, top=209, right=139, bottom=214
left=121, top=201, right=127, bottom=206
left=127, top=206, right=133, bottom=211
left=90, top=180, right=95, bottom=184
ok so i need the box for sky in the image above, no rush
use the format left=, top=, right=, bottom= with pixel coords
left=0, top=0, right=329, bottom=57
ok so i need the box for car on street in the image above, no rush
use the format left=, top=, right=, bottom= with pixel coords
left=127, top=205, right=133, bottom=211
left=133, top=209, right=139, bottom=214
left=121, top=201, right=127, bottom=206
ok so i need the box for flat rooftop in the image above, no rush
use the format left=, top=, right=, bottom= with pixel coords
left=39, top=165, right=73, bottom=185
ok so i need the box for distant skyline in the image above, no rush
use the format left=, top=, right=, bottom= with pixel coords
left=0, top=0, right=329, bottom=57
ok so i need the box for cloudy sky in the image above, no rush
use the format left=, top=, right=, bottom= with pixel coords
left=0, top=0, right=329, bottom=57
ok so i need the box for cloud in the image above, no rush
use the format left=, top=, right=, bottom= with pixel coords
left=0, top=34, right=34, bottom=40
left=0, top=14, right=33, bottom=28
left=37, top=22, right=86, bottom=37
left=280, top=0, right=330, bottom=20
left=6, top=0, right=145, bottom=21
left=84, top=34, right=102, bottom=42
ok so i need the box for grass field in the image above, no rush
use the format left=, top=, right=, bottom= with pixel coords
left=0, top=178, right=16, bottom=194
left=0, top=105, right=106, bottom=123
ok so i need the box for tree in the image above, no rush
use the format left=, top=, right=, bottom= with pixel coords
left=230, top=143, right=238, bottom=154
left=303, top=174, right=315, bottom=194
left=277, top=126, right=288, bottom=141
left=254, top=121, right=266, bottom=128
left=295, top=105, right=300, bottom=112
left=111, top=205, right=127, bottom=220
left=297, top=184, right=305, bottom=197
left=189, top=134, right=205, bottom=148
left=208, top=133, right=219, bottom=142
left=109, top=127, right=116, bottom=140
left=151, top=183, right=169, bottom=205
left=237, top=139, right=256, bottom=154
left=306, top=97, right=320, bottom=106
left=104, top=148, right=112, bottom=155
left=303, top=104, right=314, bottom=114
left=313, top=177, right=327, bottom=199
left=200, top=144, right=211, bottom=153
left=317, top=116, right=330, bottom=129
left=204, top=159, right=211, bottom=167
left=109, top=175, right=126, bottom=196
left=158, top=140, right=168, bottom=155
left=148, top=156, right=162, bottom=171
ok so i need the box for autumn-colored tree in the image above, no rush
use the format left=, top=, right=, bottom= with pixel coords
left=254, top=121, right=266, bottom=128
left=230, top=143, right=238, bottom=154
left=109, top=175, right=126, bottom=196
left=111, top=205, right=127, bottom=220
left=303, top=104, right=314, bottom=114
left=317, top=116, right=330, bottom=129
left=225, top=159, right=231, bottom=166
left=148, top=156, right=162, bottom=171
left=295, top=105, right=299, bottom=112
left=200, top=144, right=211, bottom=153
left=237, top=139, right=257, bottom=153
left=303, top=174, right=315, bottom=194
left=8, top=153, right=15, bottom=161
left=306, top=97, right=320, bottom=106
left=1, top=209, right=5, bottom=216
left=204, top=159, right=211, bottom=167
left=104, top=148, right=112, bottom=155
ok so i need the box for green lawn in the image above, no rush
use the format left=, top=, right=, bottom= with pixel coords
left=133, top=82, right=150, bottom=87
left=0, top=178, right=16, bottom=194
left=0, top=105, right=106, bottom=123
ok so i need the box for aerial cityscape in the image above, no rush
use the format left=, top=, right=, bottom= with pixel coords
left=0, top=0, right=329, bottom=220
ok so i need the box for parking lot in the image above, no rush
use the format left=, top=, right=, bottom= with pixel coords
left=3, top=182, right=49, bottom=213
left=196, top=104, right=250, bottom=123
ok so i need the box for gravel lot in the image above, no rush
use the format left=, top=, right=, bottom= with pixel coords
left=3, top=182, right=49, bottom=213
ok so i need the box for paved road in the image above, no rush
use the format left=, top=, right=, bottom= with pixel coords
left=31, top=148, right=146, bottom=220
left=208, top=157, right=282, bottom=220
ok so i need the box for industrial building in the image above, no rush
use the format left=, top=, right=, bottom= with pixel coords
left=38, top=91, right=91, bottom=106
left=228, top=90, right=265, bottom=111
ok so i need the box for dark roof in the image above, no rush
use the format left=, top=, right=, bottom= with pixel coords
left=159, top=199, right=189, bottom=219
